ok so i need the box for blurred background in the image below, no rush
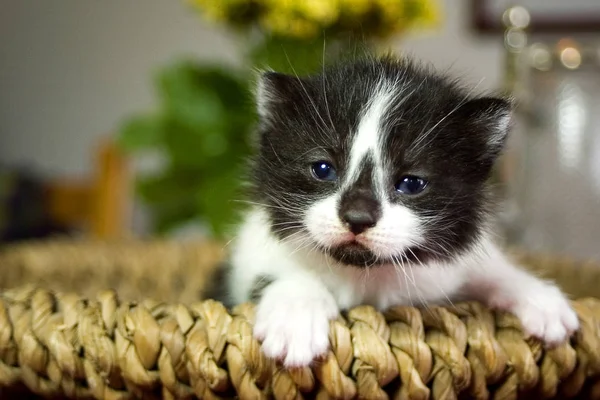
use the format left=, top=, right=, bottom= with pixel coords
left=1, top=0, right=599, bottom=261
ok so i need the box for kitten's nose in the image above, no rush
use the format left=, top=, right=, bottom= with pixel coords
left=342, top=209, right=377, bottom=235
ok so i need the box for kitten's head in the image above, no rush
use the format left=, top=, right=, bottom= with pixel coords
left=250, top=56, right=511, bottom=267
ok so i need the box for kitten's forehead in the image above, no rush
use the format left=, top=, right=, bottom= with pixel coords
left=318, top=61, right=463, bottom=148
left=343, top=80, right=395, bottom=189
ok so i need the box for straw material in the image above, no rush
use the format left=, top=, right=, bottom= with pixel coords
left=1, top=239, right=600, bottom=399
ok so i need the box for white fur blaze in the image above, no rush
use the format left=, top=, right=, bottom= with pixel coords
left=345, top=81, right=395, bottom=191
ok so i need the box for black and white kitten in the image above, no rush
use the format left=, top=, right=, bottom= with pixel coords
left=216, top=55, right=578, bottom=368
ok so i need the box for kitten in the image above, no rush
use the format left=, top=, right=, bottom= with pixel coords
left=212, top=55, right=579, bottom=368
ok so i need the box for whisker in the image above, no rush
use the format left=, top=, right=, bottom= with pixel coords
left=282, top=49, right=330, bottom=137
left=407, top=247, right=457, bottom=311
left=391, top=255, right=414, bottom=308
left=321, top=34, right=335, bottom=131
left=394, top=253, right=436, bottom=317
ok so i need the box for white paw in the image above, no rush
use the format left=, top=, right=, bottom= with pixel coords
left=509, top=283, right=579, bottom=345
left=253, top=282, right=339, bottom=368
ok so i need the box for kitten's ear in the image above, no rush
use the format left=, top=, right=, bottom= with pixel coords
left=256, top=71, right=299, bottom=119
left=459, top=96, right=513, bottom=156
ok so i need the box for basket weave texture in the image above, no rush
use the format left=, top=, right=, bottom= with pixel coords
left=1, top=239, right=600, bottom=400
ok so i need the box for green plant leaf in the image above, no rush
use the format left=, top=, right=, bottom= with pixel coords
left=162, top=120, right=209, bottom=168
left=153, top=61, right=255, bottom=169
left=248, top=35, right=331, bottom=75
left=118, top=114, right=165, bottom=152
left=196, top=163, right=248, bottom=238
left=157, top=62, right=251, bottom=130
left=137, top=168, right=205, bottom=234
left=153, top=203, right=201, bottom=234
left=116, top=58, right=263, bottom=238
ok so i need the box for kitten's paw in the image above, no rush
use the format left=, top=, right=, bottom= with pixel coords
left=508, top=284, right=579, bottom=345
left=253, top=285, right=338, bottom=368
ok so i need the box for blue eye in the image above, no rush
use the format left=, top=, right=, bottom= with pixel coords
left=311, top=161, right=337, bottom=181
left=395, top=175, right=428, bottom=195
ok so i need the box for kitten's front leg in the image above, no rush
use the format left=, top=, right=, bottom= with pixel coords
left=253, top=274, right=339, bottom=367
left=464, top=244, right=579, bottom=345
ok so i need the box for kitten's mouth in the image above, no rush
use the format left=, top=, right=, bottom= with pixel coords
left=324, top=238, right=431, bottom=268
left=326, top=240, right=382, bottom=267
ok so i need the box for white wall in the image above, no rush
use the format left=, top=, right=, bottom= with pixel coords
left=0, top=0, right=505, bottom=178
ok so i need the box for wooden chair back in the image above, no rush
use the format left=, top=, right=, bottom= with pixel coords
left=45, top=139, right=130, bottom=239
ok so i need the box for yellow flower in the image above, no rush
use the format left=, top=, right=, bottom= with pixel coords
left=187, top=0, right=227, bottom=21
left=259, top=0, right=340, bottom=39
left=373, top=0, right=440, bottom=36
left=374, top=0, right=404, bottom=18
left=260, top=9, right=320, bottom=39
left=187, top=0, right=258, bottom=24
left=411, top=0, right=441, bottom=27
left=338, top=0, right=372, bottom=16
left=260, top=0, right=340, bottom=25
left=297, top=0, right=340, bottom=25
left=186, top=0, right=441, bottom=39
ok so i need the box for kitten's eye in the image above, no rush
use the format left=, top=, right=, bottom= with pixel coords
left=311, top=161, right=337, bottom=181
left=395, top=175, right=428, bottom=195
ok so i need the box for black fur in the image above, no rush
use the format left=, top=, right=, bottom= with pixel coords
left=202, top=261, right=234, bottom=308
left=249, top=275, right=275, bottom=302
left=250, top=55, right=510, bottom=267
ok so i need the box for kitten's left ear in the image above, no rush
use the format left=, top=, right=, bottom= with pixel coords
left=459, top=97, right=513, bottom=157
left=255, top=71, right=299, bottom=120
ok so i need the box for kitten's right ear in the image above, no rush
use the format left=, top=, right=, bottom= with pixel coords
left=256, top=71, right=298, bottom=119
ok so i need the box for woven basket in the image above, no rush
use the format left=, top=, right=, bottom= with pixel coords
left=1, top=239, right=599, bottom=399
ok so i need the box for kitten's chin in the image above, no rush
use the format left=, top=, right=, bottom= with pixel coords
left=323, top=243, right=383, bottom=267
left=327, top=245, right=379, bottom=267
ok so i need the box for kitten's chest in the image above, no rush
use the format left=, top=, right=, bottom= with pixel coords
left=322, top=264, right=465, bottom=310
